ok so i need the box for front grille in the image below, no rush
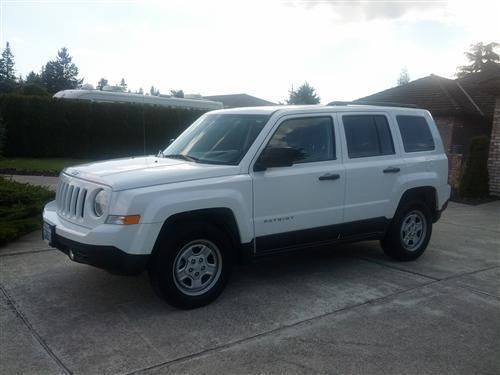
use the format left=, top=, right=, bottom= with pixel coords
left=56, top=180, right=88, bottom=219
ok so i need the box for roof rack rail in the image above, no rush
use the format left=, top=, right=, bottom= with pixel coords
left=327, top=100, right=418, bottom=109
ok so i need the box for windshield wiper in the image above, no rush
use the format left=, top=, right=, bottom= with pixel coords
left=163, top=154, right=199, bottom=162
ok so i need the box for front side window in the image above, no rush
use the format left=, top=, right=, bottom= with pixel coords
left=163, top=114, right=270, bottom=165
left=343, top=115, right=395, bottom=158
left=397, top=115, right=435, bottom=152
left=267, top=117, right=335, bottom=163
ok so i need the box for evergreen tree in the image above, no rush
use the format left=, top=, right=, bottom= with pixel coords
left=119, top=78, right=127, bottom=90
left=397, top=68, right=410, bottom=85
left=0, top=42, right=17, bottom=93
left=25, top=70, right=43, bottom=86
left=150, top=86, right=160, bottom=96
left=0, top=42, right=16, bottom=81
left=457, top=42, right=500, bottom=77
left=97, top=78, right=108, bottom=90
left=286, top=82, right=320, bottom=105
left=170, top=89, right=184, bottom=98
left=41, top=47, right=83, bottom=93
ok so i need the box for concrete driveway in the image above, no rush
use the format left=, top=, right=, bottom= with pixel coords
left=1, top=201, right=499, bottom=375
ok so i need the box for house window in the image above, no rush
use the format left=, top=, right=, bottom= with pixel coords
left=397, top=115, right=435, bottom=152
left=343, top=115, right=395, bottom=158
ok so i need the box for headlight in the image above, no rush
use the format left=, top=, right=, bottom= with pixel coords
left=94, top=190, right=109, bottom=217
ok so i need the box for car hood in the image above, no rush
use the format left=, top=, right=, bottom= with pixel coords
left=63, top=156, right=240, bottom=191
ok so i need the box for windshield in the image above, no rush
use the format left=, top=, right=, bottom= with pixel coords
left=162, top=114, right=270, bottom=165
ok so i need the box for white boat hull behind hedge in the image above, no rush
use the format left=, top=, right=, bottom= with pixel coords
left=53, top=89, right=223, bottom=111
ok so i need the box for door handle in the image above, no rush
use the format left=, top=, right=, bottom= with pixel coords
left=318, top=173, right=340, bottom=181
left=383, top=167, right=400, bottom=173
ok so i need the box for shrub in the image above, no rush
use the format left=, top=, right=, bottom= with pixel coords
left=459, top=136, right=490, bottom=198
left=0, top=177, right=55, bottom=245
left=0, top=95, right=206, bottom=159
left=0, top=113, right=5, bottom=157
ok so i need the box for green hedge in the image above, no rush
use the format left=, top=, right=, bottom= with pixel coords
left=0, top=95, right=206, bottom=159
left=459, top=136, right=490, bottom=198
left=0, top=176, right=55, bottom=245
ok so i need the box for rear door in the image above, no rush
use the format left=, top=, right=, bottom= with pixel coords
left=338, top=112, right=405, bottom=227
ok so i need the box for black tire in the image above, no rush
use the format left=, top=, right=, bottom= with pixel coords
left=381, top=201, right=432, bottom=261
left=149, top=222, right=232, bottom=309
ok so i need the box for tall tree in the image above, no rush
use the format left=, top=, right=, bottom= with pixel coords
left=150, top=86, right=160, bottom=96
left=170, top=89, right=184, bottom=98
left=97, top=78, right=108, bottom=90
left=0, top=113, right=5, bottom=157
left=397, top=68, right=410, bottom=85
left=21, top=70, right=48, bottom=96
left=457, top=42, right=500, bottom=78
left=25, top=70, right=43, bottom=85
left=0, top=42, right=16, bottom=81
left=41, top=47, right=83, bottom=93
left=286, top=82, right=320, bottom=105
left=119, top=78, right=127, bottom=90
left=0, top=42, right=17, bottom=93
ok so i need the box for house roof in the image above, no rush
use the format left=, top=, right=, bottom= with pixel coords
left=356, top=68, right=500, bottom=119
left=203, top=93, right=276, bottom=108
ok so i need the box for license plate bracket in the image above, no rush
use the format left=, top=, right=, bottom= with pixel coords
left=42, top=221, right=55, bottom=244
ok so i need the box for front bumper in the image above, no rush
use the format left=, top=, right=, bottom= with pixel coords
left=43, top=200, right=159, bottom=274
left=49, top=232, right=149, bottom=274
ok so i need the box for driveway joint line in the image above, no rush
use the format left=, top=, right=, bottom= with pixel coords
left=353, top=256, right=440, bottom=281
left=447, top=284, right=500, bottom=300
left=0, top=284, right=73, bottom=375
left=438, top=220, right=500, bottom=234
left=125, top=279, right=439, bottom=375
left=439, top=265, right=500, bottom=282
left=125, top=265, right=500, bottom=374
left=0, top=248, right=56, bottom=258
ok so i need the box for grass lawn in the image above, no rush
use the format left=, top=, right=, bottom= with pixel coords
left=0, top=177, right=55, bottom=245
left=0, top=158, right=90, bottom=175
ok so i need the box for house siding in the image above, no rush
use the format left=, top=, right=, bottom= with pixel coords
left=487, top=98, right=500, bottom=196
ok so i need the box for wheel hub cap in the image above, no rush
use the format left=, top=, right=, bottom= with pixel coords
left=173, top=240, right=222, bottom=296
left=400, top=210, right=426, bottom=251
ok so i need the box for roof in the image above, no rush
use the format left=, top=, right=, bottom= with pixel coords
left=356, top=68, right=500, bottom=119
left=203, top=93, right=276, bottom=108
left=211, top=104, right=427, bottom=117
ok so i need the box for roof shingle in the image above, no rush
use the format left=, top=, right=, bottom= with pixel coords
left=356, top=68, right=500, bottom=119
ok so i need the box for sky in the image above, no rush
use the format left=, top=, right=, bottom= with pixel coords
left=1, top=0, right=499, bottom=104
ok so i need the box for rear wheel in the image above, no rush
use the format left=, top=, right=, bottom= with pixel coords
left=149, top=223, right=232, bottom=309
left=381, top=201, right=432, bottom=261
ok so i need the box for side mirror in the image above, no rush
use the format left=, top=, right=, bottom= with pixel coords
left=254, top=147, right=298, bottom=171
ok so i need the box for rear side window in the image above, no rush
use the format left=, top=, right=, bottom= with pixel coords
left=396, top=115, right=435, bottom=152
left=343, top=115, right=395, bottom=158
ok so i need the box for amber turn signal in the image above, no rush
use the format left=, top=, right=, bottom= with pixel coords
left=105, top=215, right=141, bottom=225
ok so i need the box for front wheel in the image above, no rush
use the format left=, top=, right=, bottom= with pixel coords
left=381, top=201, right=432, bottom=261
left=149, top=223, right=232, bottom=309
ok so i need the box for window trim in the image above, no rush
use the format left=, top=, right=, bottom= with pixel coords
left=341, top=114, right=396, bottom=159
left=260, top=115, right=337, bottom=165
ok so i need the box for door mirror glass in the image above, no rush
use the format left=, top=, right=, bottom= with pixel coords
left=254, top=147, right=300, bottom=171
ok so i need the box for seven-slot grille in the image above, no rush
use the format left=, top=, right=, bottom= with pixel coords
left=56, top=179, right=88, bottom=219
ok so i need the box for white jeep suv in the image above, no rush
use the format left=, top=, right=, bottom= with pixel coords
left=43, top=103, right=450, bottom=309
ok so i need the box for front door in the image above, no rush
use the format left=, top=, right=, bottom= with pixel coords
left=251, top=115, right=345, bottom=253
